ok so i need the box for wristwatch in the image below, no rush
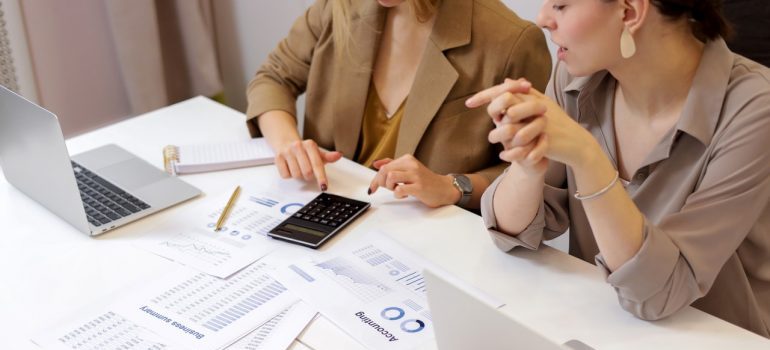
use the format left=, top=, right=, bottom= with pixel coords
left=450, top=174, right=472, bottom=207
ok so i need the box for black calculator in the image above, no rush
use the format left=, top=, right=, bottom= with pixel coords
left=268, top=192, right=370, bottom=249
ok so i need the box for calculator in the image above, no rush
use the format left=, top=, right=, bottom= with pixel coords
left=268, top=192, right=370, bottom=249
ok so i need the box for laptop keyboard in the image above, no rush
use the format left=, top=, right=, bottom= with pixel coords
left=72, top=161, right=150, bottom=227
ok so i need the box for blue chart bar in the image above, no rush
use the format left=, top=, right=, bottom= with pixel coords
left=396, top=271, right=427, bottom=293
left=366, top=254, right=393, bottom=266
left=403, top=299, right=424, bottom=312
left=203, top=281, right=287, bottom=332
left=249, top=196, right=279, bottom=207
left=289, top=264, right=316, bottom=282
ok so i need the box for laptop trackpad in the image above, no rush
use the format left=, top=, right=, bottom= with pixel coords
left=96, top=158, right=167, bottom=191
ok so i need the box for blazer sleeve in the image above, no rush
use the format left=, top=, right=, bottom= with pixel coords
left=473, top=23, right=553, bottom=183
left=245, top=0, right=330, bottom=137
left=503, top=24, right=552, bottom=92
left=595, top=91, right=770, bottom=320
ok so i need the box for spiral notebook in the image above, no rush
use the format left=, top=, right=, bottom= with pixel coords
left=162, top=138, right=275, bottom=175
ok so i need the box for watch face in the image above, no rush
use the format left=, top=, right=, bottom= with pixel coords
left=453, top=174, right=472, bottom=193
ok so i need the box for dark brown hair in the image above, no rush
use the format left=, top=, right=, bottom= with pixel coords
left=610, top=0, right=732, bottom=41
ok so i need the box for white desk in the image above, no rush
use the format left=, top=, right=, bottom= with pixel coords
left=1, top=97, right=767, bottom=349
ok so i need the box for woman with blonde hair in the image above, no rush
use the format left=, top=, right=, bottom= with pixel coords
left=468, top=0, right=770, bottom=337
left=246, top=0, right=551, bottom=209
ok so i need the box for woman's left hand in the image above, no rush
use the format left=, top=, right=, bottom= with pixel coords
left=367, top=155, right=459, bottom=208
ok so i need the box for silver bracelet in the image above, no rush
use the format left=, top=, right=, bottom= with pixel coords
left=574, top=171, right=619, bottom=201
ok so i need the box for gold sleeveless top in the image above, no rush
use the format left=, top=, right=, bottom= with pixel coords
left=355, top=82, right=406, bottom=168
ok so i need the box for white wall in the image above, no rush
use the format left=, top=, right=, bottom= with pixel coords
left=213, top=0, right=313, bottom=113
left=503, top=0, right=558, bottom=63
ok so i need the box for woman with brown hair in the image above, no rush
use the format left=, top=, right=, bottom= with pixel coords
left=246, top=0, right=551, bottom=209
left=468, top=0, right=770, bottom=337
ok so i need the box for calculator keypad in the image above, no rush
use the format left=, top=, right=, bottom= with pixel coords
left=293, top=195, right=363, bottom=228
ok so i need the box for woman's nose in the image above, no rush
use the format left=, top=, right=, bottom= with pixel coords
left=536, top=3, right=555, bottom=30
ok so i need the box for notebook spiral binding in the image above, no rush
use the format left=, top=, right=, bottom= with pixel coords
left=162, top=145, right=180, bottom=176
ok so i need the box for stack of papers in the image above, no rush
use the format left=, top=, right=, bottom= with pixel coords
left=135, top=189, right=314, bottom=278
left=32, top=188, right=463, bottom=350
left=266, top=235, right=440, bottom=350
left=32, top=262, right=314, bottom=350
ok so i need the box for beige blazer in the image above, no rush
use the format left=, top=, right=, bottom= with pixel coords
left=246, top=0, right=551, bottom=182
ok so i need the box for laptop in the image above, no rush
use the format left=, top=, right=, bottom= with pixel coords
left=424, top=268, right=594, bottom=350
left=0, top=85, right=201, bottom=235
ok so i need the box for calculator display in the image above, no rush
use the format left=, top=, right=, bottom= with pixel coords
left=283, top=223, right=325, bottom=237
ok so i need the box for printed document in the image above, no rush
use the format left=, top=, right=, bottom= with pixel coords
left=267, top=235, right=438, bottom=350
left=228, top=301, right=317, bottom=350
left=137, top=189, right=314, bottom=278
left=32, top=311, right=179, bottom=350
left=111, top=262, right=298, bottom=349
left=34, top=262, right=299, bottom=350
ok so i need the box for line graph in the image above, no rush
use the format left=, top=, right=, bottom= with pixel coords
left=158, top=232, right=232, bottom=267
left=315, top=257, right=392, bottom=303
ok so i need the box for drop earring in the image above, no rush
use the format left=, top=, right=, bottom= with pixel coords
left=620, top=25, right=636, bottom=58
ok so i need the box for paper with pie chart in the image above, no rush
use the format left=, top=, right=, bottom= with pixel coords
left=267, top=235, right=437, bottom=350
left=137, top=189, right=314, bottom=278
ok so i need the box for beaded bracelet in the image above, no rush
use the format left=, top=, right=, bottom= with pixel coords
left=574, top=171, right=620, bottom=201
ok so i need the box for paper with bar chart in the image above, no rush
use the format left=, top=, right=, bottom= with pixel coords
left=32, top=262, right=298, bottom=350
left=136, top=189, right=314, bottom=278
left=227, top=301, right=316, bottom=350
left=111, top=262, right=299, bottom=350
left=267, top=235, right=436, bottom=350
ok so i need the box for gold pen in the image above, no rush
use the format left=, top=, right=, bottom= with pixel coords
left=215, top=185, right=241, bottom=231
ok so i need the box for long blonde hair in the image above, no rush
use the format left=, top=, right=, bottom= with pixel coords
left=331, top=0, right=440, bottom=58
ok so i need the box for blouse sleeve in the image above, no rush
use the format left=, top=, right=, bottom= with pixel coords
left=481, top=162, right=571, bottom=251
left=480, top=62, right=573, bottom=251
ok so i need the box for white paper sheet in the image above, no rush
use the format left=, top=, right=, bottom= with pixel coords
left=31, top=262, right=310, bottom=350
left=32, top=311, right=180, bottom=350
left=227, top=301, right=317, bottom=350
left=179, top=138, right=273, bottom=164
left=109, top=262, right=298, bottom=350
left=267, top=235, right=440, bottom=350
left=136, top=189, right=314, bottom=278
left=174, top=138, right=275, bottom=173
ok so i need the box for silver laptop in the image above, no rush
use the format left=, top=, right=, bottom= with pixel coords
left=0, top=85, right=201, bottom=235
left=424, top=268, right=593, bottom=350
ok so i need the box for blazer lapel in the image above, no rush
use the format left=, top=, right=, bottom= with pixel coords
left=333, top=4, right=385, bottom=158
left=395, top=44, right=458, bottom=157
left=394, top=0, right=471, bottom=157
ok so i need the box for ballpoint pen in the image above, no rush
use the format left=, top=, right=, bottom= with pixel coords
left=215, top=185, right=241, bottom=231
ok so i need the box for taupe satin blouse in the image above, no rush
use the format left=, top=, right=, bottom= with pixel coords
left=482, top=38, right=770, bottom=337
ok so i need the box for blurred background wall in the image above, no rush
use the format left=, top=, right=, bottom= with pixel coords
left=4, top=1, right=768, bottom=137
left=1, top=0, right=549, bottom=137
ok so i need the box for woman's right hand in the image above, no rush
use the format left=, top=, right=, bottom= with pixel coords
left=275, top=139, right=343, bottom=191
left=466, top=78, right=549, bottom=176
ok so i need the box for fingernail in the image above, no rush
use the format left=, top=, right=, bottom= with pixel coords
left=367, top=188, right=372, bottom=195
left=522, top=81, right=532, bottom=88
left=321, top=183, right=328, bottom=192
